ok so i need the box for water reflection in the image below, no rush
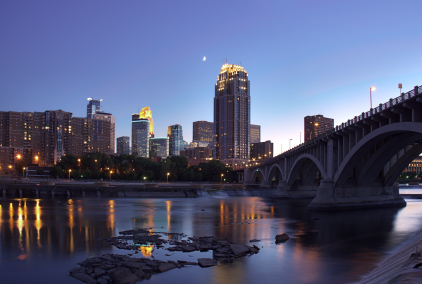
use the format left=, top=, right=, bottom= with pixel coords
left=0, top=196, right=421, bottom=284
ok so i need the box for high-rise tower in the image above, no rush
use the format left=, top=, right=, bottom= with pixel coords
left=132, top=114, right=150, bottom=158
left=139, top=107, right=154, bottom=136
left=214, top=64, right=250, bottom=162
left=167, top=124, right=184, bottom=156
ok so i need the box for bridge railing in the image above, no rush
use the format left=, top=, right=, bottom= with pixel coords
left=279, top=85, right=422, bottom=157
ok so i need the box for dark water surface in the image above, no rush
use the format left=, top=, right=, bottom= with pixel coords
left=1, top=190, right=422, bottom=284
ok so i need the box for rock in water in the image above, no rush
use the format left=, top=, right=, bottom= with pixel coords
left=230, top=244, right=250, bottom=256
left=198, top=258, right=218, bottom=267
left=275, top=233, right=289, bottom=243
left=109, top=267, right=139, bottom=284
left=69, top=272, right=96, bottom=284
left=158, top=262, right=177, bottom=273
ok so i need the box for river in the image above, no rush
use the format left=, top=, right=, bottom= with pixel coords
left=1, top=186, right=422, bottom=284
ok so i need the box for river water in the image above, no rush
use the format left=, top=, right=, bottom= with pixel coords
left=1, top=187, right=422, bottom=284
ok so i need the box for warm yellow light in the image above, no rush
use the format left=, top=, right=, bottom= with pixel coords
left=221, top=174, right=223, bottom=177
left=35, top=156, right=39, bottom=160
left=110, top=171, right=113, bottom=174
left=69, top=169, right=72, bottom=172
left=17, top=154, right=21, bottom=159
left=139, top=106, right=154, bottom=135
left=371, top=87, right=376, bottom=91
left=78, top=159, right=81, bottom=162
left=8, top=165, right=12, bottom=169
left=95, top=159, right=97, bottom=162
left=315, top=123, right=319, bottom=126
left=167, top=172, right=170, bottom=176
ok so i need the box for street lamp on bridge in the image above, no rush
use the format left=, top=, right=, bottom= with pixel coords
left=370, top=87, right=376, bottom=109
left=289, top=139, right=292, bottom=149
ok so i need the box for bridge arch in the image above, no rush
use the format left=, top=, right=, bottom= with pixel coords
left=250, top=168, right=265, bottom=184
left=266, top=163, right=284, bottom=185
left=286, top=154, right=328, bottom=186
left=334, top=122, right=422, bottom=188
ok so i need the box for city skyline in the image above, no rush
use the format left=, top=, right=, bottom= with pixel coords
left=1, top=1, right=422, bottom=156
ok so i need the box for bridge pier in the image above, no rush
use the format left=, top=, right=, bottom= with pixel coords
left=308, top=181, right=406, bottom=210
left=260, top=182, right=270, bottom=188
left=274, top=181, right=317, bottom=198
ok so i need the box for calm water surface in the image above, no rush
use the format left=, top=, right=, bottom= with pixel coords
left=1, top=188, right=422, bottom=284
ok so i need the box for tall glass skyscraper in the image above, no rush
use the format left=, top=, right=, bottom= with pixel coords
left=132, top=114, right=150, bottom=158
left=150, top=137, right=169, bottom=158
left=167, top=124, right=184, bottom=156
left=86, top=98, right=102, bottom=118
left=214, top=64, right=250, bottom=161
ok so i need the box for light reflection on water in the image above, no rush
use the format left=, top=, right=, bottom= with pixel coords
left=0, top=193, right=421, bottom=284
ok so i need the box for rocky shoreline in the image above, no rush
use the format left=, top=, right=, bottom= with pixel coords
left=70, top=228, right=262, bottom=284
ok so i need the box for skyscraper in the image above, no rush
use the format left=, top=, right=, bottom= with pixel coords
left=150, top=137, right=169, bottom=158
left=117, top=136, right=130, bottom=155
left=214, top=64, right=250, bottom=162
left=167, top=124, right=184, bottom=156
left=192, top=121, right=213, bottom=147
left=87, top=98, right=102, bottom=118
left=250, top=124, right=260, bottom=144
left=304, top=115, right=334, bottom=142
left=139, top=107, right=154, bottom=136
left=132, top=114, right=150, bottom=158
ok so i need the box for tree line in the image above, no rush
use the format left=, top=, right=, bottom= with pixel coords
left=49, top=152, right=237, bottom=182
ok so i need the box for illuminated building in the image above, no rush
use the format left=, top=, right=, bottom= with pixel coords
left=150, top=138, right=169, bottom=158
left=250, top=124, right=260, bottom=144
left=192, top=121, right=213, bottom=147
left=117, top=136, right=130, bottom=155
left=180, top=147, right=212, bottom=159
left=304, top=115, right=334, bottom=142
left=86, top=98, right=102, bottom=118
left=92, top=112, right=115, bottom=154
left=139, top=107, right=154, bottom=136
left=250, top=140, right=273, bottom=160
left=132, top=114, right=150, bottom=158
left=214, top=64, right=250, bottom=162
left=167, top=124, right=184, bottom=156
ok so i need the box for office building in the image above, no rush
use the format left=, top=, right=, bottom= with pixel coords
left=139, top=106, right=154, bottom=136
left=192, top=121, right=213, bottom=147
left=250, top=140, right=273, bottom=160
left=214, top=64, right=250, bottom=162
left=117, top=136, right=130, bottom=155
left=250, top=124, right=260, bottom=144
left=92, top=112, right=115, bottom=154
left=87, top=98, right=102, bottom=118
left=150, top=137, right=169, bottom=158
left=304, top=115, right=334, bottom=142
left=180, top=147, right=212, bottom=159
left=132, top=114, right=150, bottom=158
left=167, top=124, right=184, bottom=156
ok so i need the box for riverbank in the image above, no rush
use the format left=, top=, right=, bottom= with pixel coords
left=359, top=228, right=422, bottom=283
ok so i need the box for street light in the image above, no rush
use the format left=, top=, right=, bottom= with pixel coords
left=167, top=172, right=170, bottom=183
left=109, top=170, right=113, bottom=181
left=35, top=156, right=39, bottom=163
left=370, top=87, right=376, bottom=109
left=17, top=154, right=21, bottom=159
left=289, top=139, right=292, bottom=149
left=398, top=83, right=402, bottom=95
left=8, top=165, right=12, bottom=179
left=78, top=158, right=81, bottom=172
left=23, top=167, right=25, bottom=179
left=221, top=173, right=223, bottom=184
left=68, top=169, right=72, bottom=180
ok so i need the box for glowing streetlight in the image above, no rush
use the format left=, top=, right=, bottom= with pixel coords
left=35, top=156, right=39, bottom=162
left=22, top=167, right=25, bottom=179
left=221, top=173, right=223, bottom=184
left=68, top=169, right=72, bottom=180
left=370, top=87, right=376, bottom=109
left=17, top=154, right=21, bottom=159
left=109, top=170, right=113, bottom=181
left=398, top=83, right=402, bottom=95
left=289, top=139, right=292, bottom=149
left=167, top=172, right=170, bottom=183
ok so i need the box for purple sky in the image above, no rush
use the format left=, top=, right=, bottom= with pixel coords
left=1, top=0, right=422, bottom=155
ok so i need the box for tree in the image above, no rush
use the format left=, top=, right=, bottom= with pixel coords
left=36, top=168, right=44, bottom=176
left=16, top=159, right=27, bottom=175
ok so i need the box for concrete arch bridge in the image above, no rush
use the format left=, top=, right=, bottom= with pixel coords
left=244, top=85, right=422, bottom=209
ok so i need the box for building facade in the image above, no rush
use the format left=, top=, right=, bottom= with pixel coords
left=92, top=112, right=115, bottom=154
left=132, top=114, right=150, bottom=158
left=250, top=124, right=260, bottom=144
left=180, top=147, right=212, bottom=159
left=304, top=115, right=334, bottom=142
left=250, top=140, right=273, bottom=160
left=139, top=107, right=154, bottom=136
left=116, top=136, right=130, bottom=155
left=87, top=98, right=102, bottom=118
left=167, top=124, right=184, bottom=156
left=214, top=64, right=250, bottom=162
left=192, top=121, right=213, bottom=147
left=150, top=137, right=169, bottom=158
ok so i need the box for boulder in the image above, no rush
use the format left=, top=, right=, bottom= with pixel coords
left=97, top=278, right=108, bottom=284
left=69, top=272, right=96, bottom=284
left=275, top=233, right=289, bottom=243
left=198, top=258, right=218, bottom=267
left=230, top=244, right=250, bottom=256
left=109, top=267, right=139, bottom=284
left=158, top=262, right=177, bottom=272
left=94, top=267, right=106, bottom=277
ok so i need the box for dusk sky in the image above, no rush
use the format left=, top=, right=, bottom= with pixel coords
left=1, top=0, right=422, bottom=155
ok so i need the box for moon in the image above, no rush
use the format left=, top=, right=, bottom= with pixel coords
left=203, top=56, right=206, bottom=61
